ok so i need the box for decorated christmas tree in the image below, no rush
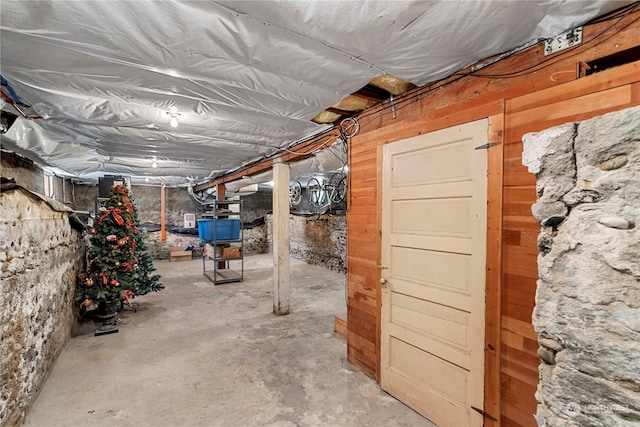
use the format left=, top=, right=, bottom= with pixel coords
left=76, top=184, right=163, bottom=313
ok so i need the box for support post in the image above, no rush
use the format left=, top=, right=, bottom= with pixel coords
left=216, top=183, right=227, bottom=270
left=216, top=183, right=226, bottom=202
left=272, top=161, right=290, bottom=315
left=160, top=184, right=166, bottom=243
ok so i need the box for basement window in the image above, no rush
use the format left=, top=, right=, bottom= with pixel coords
left=44, top=174, right=55, bottom=199
left=579, top=45, right=640, bottom=76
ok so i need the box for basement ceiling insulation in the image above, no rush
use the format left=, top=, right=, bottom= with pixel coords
left=0, top=1, right=632, bottom=186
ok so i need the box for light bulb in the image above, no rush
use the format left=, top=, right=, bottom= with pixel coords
left=169, top=116, right=179, bottom=128
left=145, top=177, right=149, bottom=182
left=152, top=161, right=158, bottom=168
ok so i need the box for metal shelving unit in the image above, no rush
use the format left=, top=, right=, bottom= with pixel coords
left=201, top=200, right=243, bottom=285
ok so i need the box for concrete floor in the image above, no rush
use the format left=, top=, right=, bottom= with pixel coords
left=24, top=254, right=435, bottom=427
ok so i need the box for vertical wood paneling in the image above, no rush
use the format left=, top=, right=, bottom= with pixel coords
left=345, top=13, right=640, bottom=427
left=484, top=113, right=504, bottom=425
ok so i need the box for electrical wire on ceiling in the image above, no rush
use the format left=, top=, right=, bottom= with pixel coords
left=352, top=1, right=640, bottom=131
left=219, top=114, right=359, bottom=183
left=456, top=1, right=640, bottom=78
left=212, top=125, right=341, bottom=186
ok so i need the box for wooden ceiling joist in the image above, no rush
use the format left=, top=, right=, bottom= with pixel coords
left=352, top=85, right=391, bottom=102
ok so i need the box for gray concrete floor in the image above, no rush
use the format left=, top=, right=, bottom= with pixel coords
left=24, top=254, right=435, bottom=427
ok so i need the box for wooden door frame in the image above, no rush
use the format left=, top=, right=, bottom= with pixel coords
left=375, top=113, right=504, bottom=425
left=484, top=113, right=504, bottom=425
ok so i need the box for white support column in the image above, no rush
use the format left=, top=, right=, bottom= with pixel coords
left=272, top=160, right=290, bottom=315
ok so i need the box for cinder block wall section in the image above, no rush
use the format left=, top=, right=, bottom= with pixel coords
left=0, top=188, right=83, bottom=426
left=523, top=106, right=640, bottom=426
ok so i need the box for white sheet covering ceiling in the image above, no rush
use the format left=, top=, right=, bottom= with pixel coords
left=0, top=1, right=631, bottom=186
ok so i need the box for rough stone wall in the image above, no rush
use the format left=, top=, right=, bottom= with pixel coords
left=144, top=224, right=267, bottom=260
left=522, top=106, right=640, bottom=426
left=134, top=186, right=201, bottom=226
left=66, top=183, right=95, bottom=212
left=145, top=231, right=201, bottom=260
left=0, top=189, right=83, bottom=426
left=1, top=152, right=45, bottom=194
left=67, top=184, right=201, bottom=227
left=243, top=223, right=268, bottom=255
left=241, top=188, right=272, bottom=223
left=1, top=152, right=75, bottom=205
left=267, top=214, right=346, bottom=273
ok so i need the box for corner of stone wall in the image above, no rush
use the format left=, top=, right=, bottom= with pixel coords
left=523, top=106, right=640, bottom=426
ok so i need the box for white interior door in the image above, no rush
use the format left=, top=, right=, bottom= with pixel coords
left=380, top=120, right=488, bottom=427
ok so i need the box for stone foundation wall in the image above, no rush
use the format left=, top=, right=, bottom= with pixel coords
left=0, top=189, right=83, bottom=426
left=241, top=188, right=272, bottom=224
left=143, top=231, right=201, bottom=260
left=68, top=184, right=200, bottom=227
left=267, top=214, right=346, bottom=273
left=1, top=152, right=45, bottom=194
left=1, top=151, right=73, bottom=205
left=523, top=106, right=640, bottom=426
left=134, top=186, right=201, bottom=226
left=243, top=223, right=268, bottom=255
left=145, top=223, right=268, bottom=260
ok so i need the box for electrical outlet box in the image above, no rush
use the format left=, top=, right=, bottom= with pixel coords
left=544, top=27, right=582, bottom=56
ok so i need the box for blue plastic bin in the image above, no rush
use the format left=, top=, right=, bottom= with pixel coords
left=198, top=219, right=240, bottom=240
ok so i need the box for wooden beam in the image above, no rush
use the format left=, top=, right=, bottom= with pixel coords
left=215, top=182, right=227, bottom=269
left=272, top=160, right=290, bottom=315
left=216, top=183, right=226, bottom=202
left=353, top=85, right=390, bottom=102
left=334, top=316, right=347, bottom=337
left=160, top=184, right=166, bottom=243
left=193, top=127, right=341, bottom=192
left=326, top=107, right=355, bottom=116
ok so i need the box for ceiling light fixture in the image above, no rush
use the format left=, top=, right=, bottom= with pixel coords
left=152, top=161, right=158, bottom=168
left=167, top=109, right=181, bottom=128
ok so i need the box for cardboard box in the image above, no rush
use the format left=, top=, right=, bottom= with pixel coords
left=170, top=246, right=192, bottom=262
left=222, top=245, right=241, bottom=259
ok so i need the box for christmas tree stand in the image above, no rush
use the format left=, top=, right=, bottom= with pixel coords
left=93, top=300, right=120, bottom=336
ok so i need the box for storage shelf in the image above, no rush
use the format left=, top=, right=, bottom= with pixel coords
left=211, top=256, right=243, bottom=262
left=203, top=268, right=243, bottom=284
left=201, top=200, right=243, bottom=285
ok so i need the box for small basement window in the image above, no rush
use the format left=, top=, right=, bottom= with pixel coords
left=579, top=45, right=640, bottom=76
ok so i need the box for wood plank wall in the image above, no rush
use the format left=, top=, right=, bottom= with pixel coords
left=346, top=10, right=640, bottom=427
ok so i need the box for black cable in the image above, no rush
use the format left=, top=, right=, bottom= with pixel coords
left=456, top=1, right=640, bottom=78
left=586, top=1, right=639, bottom=25
left=351, top=1, right=639, bottom=129
left=207, top=1, right=640, bottom=187
left=355, top=73, right=469, bottom=129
